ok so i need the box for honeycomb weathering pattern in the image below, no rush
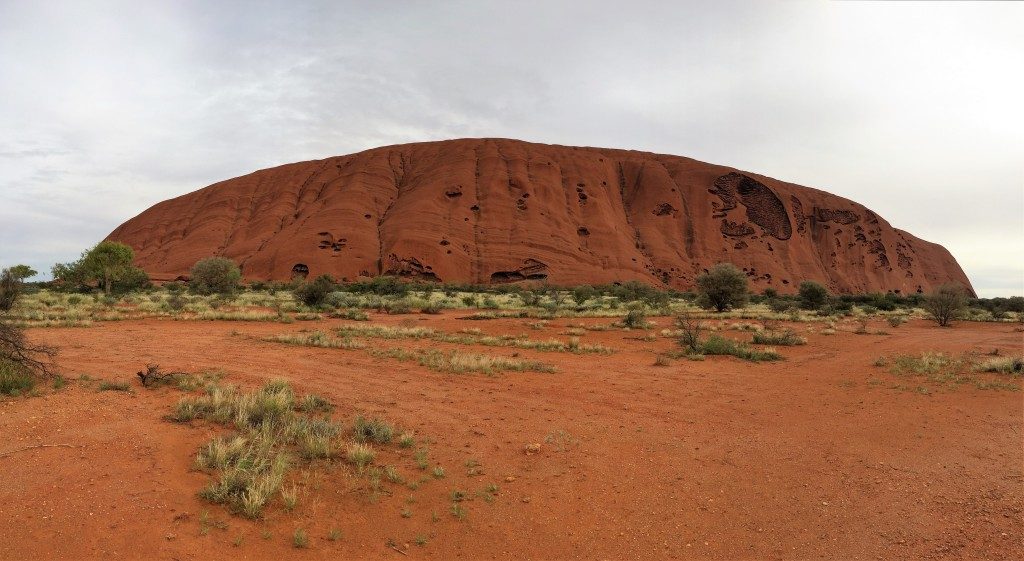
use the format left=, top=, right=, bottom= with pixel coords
left=106, top=138, right=974, bottom=295
left=711, top=172, right=792, bottom=240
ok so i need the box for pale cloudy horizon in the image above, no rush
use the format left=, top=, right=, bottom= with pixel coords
left=1, top=1, right=1021, bottom=296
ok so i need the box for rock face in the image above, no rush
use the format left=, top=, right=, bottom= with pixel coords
left=107, top=138, right=973, bottom=295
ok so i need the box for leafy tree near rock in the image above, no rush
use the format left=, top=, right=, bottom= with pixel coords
left=190, top=257, right=242, bottom=295
left=798, top=281, right=829, bottom=310
left=52, top=241, right=144, bottom=294
left=696, top=263, right=748, bottom=312
left=924, top=283, right=968, bottom=327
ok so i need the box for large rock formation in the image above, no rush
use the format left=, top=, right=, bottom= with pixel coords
left=107, top=138, right=973, bottom=295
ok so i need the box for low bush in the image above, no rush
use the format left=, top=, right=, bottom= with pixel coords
left=886, top=315, right=906, bottom=328
left=0, top=357, right=35, bottom=396
left=353, top=416, right=395, bottom=444
left=190, top=257, right=242, bottom=295
left=798, top=281, right=828, bottom=310
left=698, top=334, right=782, bottom=361
left=924, top=284, right=968, bottom=327
left=619, top=308, right=649, bottom=329
left=293, top=275, right=335, bottom=307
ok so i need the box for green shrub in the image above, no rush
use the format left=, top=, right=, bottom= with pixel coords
left=767, top=298, right=796, bottom=313
left=190, top=257, right=242, bottom=295
left=347, top=276, right=408, bottom=296
left=384, top=301, right=412, bottom=314
left=798, top=281, right=828, bottom=310
left=111, top=265, right=151, bottom=294
left=167, top=293, right=186, bottom=311
left=696, top=263, right=748, bottom=312
left=293, top=274, right=335, bottom=307
left=886, top=315, right=906, bottom=328
left=572, top=285, right=597, bottom=306
left=520, top=291, right=541, bottom=307
left=620, top=308, right=648, bottom=329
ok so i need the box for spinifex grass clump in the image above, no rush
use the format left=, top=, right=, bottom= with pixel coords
left=617, top=308, right=651, bottom=329
left=368, top=348, right=556, bottom=375
left=751, top=329, right=807, bottom=346
left=331, top=324, right=614, bottom=354
left=0, top=357, right=35, bottom=396
left=169, top=380, right=347, bottom=518
left=974, top=356, right=1024, bottom=375
left=700, top=334, right=782, bottom=361
left=264, top=331, right=365, bottom=349
left=878, top=351, right=1019, bottom=391
left=888, top=352, right=965, bottom=379
left=353, top=415, right=395, bottom=444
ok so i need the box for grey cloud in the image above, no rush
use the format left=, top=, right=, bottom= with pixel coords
left=0, top=0, right=1021, bottom=294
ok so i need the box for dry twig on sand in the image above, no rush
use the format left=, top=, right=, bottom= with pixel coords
left=0, top=443, right=82, bottom=458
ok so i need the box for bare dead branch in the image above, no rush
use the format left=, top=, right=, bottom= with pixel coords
left=0, top=319, right=57, bottom=378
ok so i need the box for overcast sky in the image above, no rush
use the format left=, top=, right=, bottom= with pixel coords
left=1, top=1, right=1021, bottom=296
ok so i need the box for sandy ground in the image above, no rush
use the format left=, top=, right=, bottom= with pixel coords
left=0, top=314, right=1020, bottom=560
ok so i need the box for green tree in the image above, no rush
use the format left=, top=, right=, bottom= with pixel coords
left=190, top=257, right=242, bottom=295
left=51, top=260, right=87, bottom=288
left=798, top=281, right=828, bottom=310
left=52, top=241, right=138, bottom=294
left=84, top=242, right=135, bottom=294
left=7, top=265, right=37, bottom=281
left=696, top=263, right=748, bottom=312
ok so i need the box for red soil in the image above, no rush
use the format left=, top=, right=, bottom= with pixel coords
left=106, top=139, right=973, bottom=295
left=1, top=315, right=1019, bottom=560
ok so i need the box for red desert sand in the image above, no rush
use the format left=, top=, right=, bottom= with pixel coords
left=1, top=314, right=1020, bottom=560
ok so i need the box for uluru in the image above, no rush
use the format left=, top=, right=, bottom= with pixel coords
left=107, top=138, right=972, bottom=295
